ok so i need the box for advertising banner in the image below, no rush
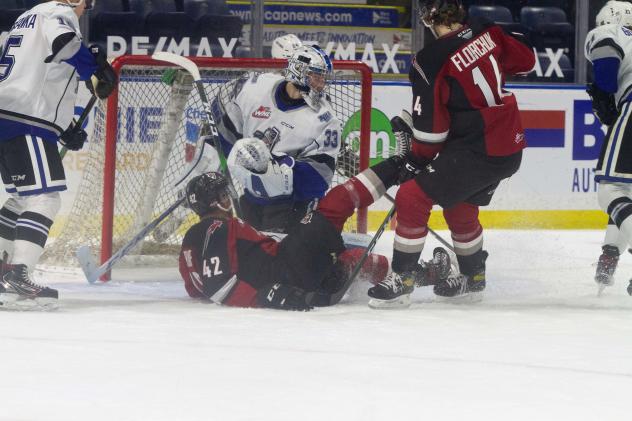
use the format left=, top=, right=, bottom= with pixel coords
left=228, top=1, right=401, bottom=28
left=6, top=82, right=607, bottom=232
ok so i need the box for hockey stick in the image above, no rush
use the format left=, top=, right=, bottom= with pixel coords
left=383, top=192, right=454, bottom=252
left=325, top=205, right=396, bottom=306
left=151, top=52, right=242, bottom=216
left=60, top=95, right=98, bottom=159
left=76, top=196, right=186, bottom=284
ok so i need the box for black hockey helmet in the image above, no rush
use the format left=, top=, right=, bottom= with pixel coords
left=185, top=172, right=231, bottom=216
left=419, top=0, right=465, bottom=28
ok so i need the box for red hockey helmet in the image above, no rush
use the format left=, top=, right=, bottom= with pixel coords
left=185, top=172, right=231, bottom=216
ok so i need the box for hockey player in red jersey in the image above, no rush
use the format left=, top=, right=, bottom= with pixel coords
left=178, top=155, right=449, bottom=310
left=368, top=0, right=535, bottom=308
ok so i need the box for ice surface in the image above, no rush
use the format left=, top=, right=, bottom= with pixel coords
left=2, top=230, right=632, bottom=421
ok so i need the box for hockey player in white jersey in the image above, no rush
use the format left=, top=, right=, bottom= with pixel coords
left=212, top=45, right=342, bottom=232
left=0, top=0, right=117, bottom=309
left=585, top=0, right=632, bottom=294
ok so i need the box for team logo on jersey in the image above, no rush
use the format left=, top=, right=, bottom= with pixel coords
left=515, top=133, right=525, bottom=144
left=252, top=106, right=272, bottom=119
left=207, top=220, right=223, bottom=235
left=300, top=212, right=313, bottom=225
left=318, top=112, right=333, bottom=122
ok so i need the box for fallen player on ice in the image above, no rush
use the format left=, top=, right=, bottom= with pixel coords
left=178, top=153, right=451, bottom=310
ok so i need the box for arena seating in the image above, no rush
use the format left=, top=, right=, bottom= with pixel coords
left=520, top=7, right=574, bottom=54
left=85, top=0, right=242, bottom=54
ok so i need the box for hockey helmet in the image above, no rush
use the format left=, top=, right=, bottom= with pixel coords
left=271, top=34, right=303, bottom=59
left=66, top=0, right=96, bottom=9
left=285, top=45, right=333, bottom=106
left=418, top=0, right=465, bottom=28
left=596, top=1, right=632, bottom=27
left=185, top=172, right=232, bottom=216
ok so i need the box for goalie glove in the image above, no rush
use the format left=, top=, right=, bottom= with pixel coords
left=231, top=155, right=294, bottom=201
left=390, top=110, right=414, bottom=157
left=229, top=137, right=272, bottom=173
left=587, top=83, right=618, bottom=126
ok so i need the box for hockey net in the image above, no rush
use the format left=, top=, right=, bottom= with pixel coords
left=41, top=56, right=372, bottom=270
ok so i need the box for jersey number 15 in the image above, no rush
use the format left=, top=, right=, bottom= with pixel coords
left=0, top=35, right=22, bottom=82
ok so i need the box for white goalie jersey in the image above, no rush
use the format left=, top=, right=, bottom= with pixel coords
left=585, top=23, right=632, bottom=107
left=212, top=72, right=342, bottom=201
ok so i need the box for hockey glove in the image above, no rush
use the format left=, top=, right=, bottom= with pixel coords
left=398, top=155, right=427, bottom=184
left=230, top=137, right=272, bottom=173
left=86, top=45, right=118, bottom=100
left=230, top=155, right=294, bottom=200
left=587, top=83, right=618, bottom=126
left=59, top=123, right=87, bottom=151
left=257, top=283, right=313, bottom=311
left=390, top=110, right=414, bottom=156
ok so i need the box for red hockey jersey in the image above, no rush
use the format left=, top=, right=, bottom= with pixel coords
left=179, top=216, right=280, bottom=307
left=409, top=18, right=535, bottom=158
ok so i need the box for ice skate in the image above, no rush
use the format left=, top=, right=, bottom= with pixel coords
left=434, top=250, right=487, bottom=302
left=433, top=272, right=485, bottom=303
left=595, top=245, right=619, bottom=296
left=0, top=264, right=58, bottom=311
left=367, top=271, right=415, bottom=309
left=368, top=247, right=452, bottom=309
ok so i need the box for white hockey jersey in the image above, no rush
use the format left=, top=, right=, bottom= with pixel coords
left=585, top=23, right=632, bottom=107
left=213, top=72, right=342, bottom=201
left=0, top=2, right=96, bottom=143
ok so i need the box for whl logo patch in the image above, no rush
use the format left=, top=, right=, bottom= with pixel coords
left=252, top=106, right=271, bottom=119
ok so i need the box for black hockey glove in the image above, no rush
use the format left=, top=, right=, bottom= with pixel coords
left=398, top=155, right=427, bottom=184
left=59, top=123, right=87, bottom=151
left=257, top=283, right=313, bottom=311
left=86, top=45, right=118, bottom=100
left=587, top=83, right=618, bottom=126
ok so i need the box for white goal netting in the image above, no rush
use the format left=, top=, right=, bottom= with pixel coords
left=41, top=57, right=371, bottom=269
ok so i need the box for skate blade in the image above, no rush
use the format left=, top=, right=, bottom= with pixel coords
left=368, top=294, right=411, bottom=310
left=435, top=291, right=484, bottom=304
left=0, top=293, right=59, bottom=311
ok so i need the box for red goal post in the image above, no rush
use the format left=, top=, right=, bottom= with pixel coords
left=44, top=55, right=372, bottom=269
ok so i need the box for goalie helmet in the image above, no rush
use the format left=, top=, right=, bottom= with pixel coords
left=271, top=34, right=303, bottom=59
left=418, top=0, right=465, bottom=29
left=285, top=45, right=333, bottom=107
left=596, top=1, right=632, bottom=27
left=186, top=172, right=231, bottom=216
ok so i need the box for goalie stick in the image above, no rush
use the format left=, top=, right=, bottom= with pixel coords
left=151, top=52, right=243, bottom=216
left=76, top=196, right=186, bottom=284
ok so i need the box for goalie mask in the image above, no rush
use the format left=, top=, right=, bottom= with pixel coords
left=285, top=45, right=333, bottom=108
left=596, top=1, right=632, bottom=27
left=186, top=172, right=232, bottom=216
left=271, top=34, right=303, bottom=59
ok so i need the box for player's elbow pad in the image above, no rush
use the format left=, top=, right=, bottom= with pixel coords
left=45, top=32, right=81, bottom=63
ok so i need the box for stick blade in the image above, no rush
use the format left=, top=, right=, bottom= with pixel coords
left=76, top=246, right=100, bottom=284
left=152, top=52, right=201, bottom=81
